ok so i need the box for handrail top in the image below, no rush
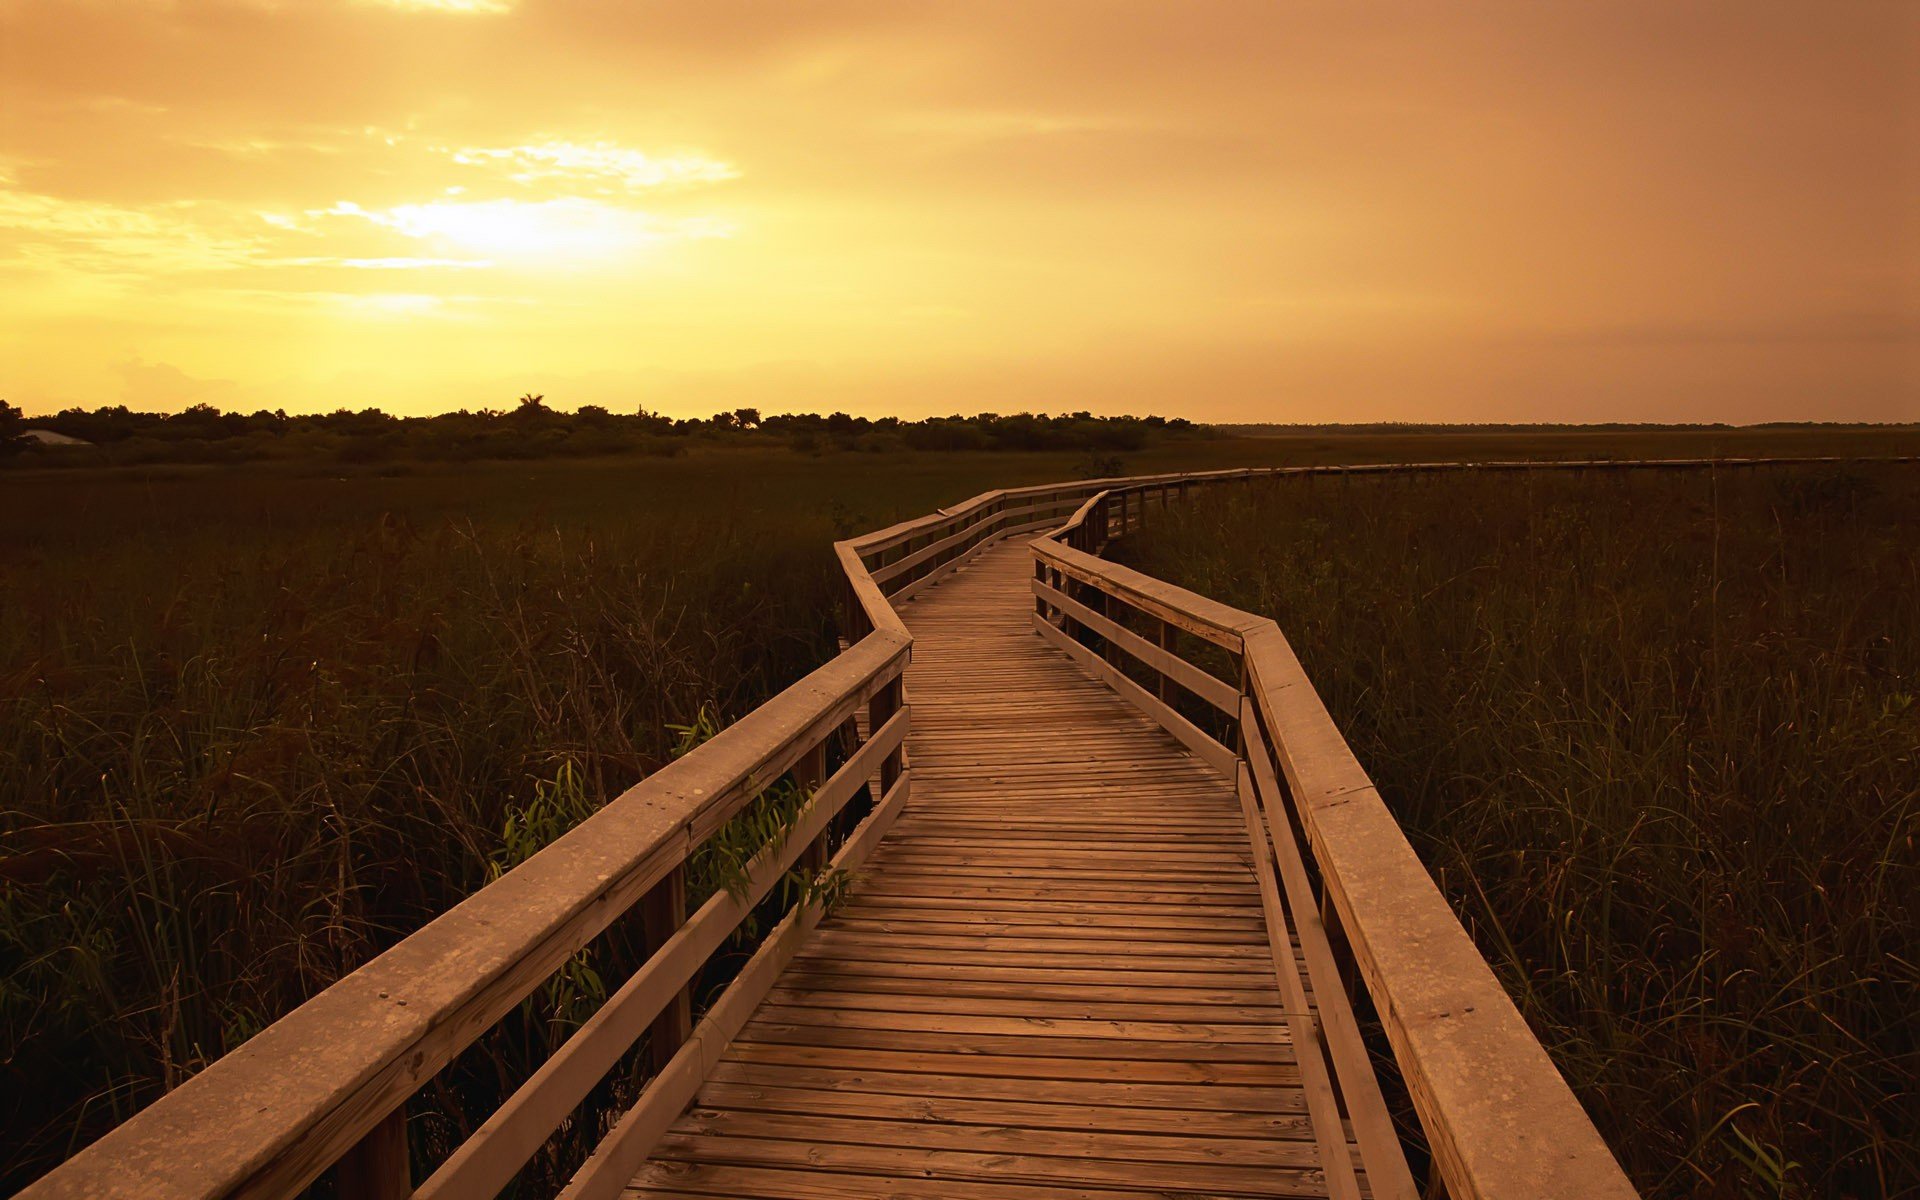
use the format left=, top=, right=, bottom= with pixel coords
left=1024, top=477, right=1644, bottom=1200
left=844, top=467, right=1254, bottom=557
left=1035, top=534, right=1267, bottom=646
left=21, top=628, right=909, bottom=1200
left=32, top=453, right=1907, bottom=1198
left=842, top=454, right=1893, bottom=559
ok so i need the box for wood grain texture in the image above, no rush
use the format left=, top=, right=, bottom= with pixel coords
left=625, top=543, right=1367, bottom=1200
left=30, top=459, right=1767, bottom=1200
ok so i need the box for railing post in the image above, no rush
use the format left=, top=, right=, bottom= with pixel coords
left=870, top=672, right=905, bottom=794
left=1156, top=619, right=1177, bottom=705
left=793, top=739, right=829, bottom=877
left=640, top=867, right=691, bottom=1072
left=336, top=1107, right=409, bottom=1200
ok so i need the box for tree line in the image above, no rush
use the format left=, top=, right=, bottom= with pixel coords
left=0, top=396, right=1206, bottom=468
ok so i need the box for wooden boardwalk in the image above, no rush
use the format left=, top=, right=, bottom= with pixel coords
left=25, top=466, right=1662, bottom=1200
left=627, top=543, right=1357, bottom=1198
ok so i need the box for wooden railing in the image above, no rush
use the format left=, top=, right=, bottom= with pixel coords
left=1031, top=475, right=1642, bottom=1200
left=29, top=456, right=1889, bottom=1199
left=18, top=468, right=1162, bottom=1200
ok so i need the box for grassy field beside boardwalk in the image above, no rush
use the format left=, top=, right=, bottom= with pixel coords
left=1119, top=461, right=1919, bottom=1200
left=1, top=426, right=1915, bottom=1191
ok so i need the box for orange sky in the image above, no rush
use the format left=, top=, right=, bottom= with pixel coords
left=2, top=0, right=1916, bottom=421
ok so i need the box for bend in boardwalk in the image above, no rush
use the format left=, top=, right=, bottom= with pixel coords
left=627, top=543, right=1362, bottom=1199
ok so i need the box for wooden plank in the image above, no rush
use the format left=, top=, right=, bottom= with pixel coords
left=1244, top=624, right=1639, bottom=1200
left=660, top=1108, right=1328, bottom=1168
left=771, top=971, right=1283, bottom=1008
left=414, top=712, right=909, bottom=1200
left=700, top=1060, right=1309, bottom=1113
left=1232, top=762, right=1363, bottom=1200
left=1244, top=707, right=1417, bottom=1200
left=624, top=1161, right=1221, bottom=1200
left=18, top=632, right=908, bottom=1200
left=638, top=1132, right=1338, bottom=1198
left=332, top=1110, right=407, bottom=1200
left=719, top=1041, right=1303, bottom=1087
left=1031, top=577, right=1241, bottom=712
left=689, top=1081, right=1314, bottom=1138
left=1032, top=612, right=1236, bottom=774
left=559, top=770, right=914, bottom=1200
left=747, top=1005, right=1291, bottom=1046
left=1034, top=539, right=1261, bottom=649
left=760, top=987, right=1282, bottom=1023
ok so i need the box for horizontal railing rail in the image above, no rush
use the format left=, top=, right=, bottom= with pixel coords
left=25, top=565, right=930, bottom=1199
left=20, top=465, right=1154, bottom=1200
left=26, top=454, right=1906, bottom=1199
left=1030, top=473, right=1649, bottom=1200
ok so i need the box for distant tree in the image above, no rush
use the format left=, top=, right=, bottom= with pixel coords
left=575, top=404, right=611, bottom=426
left=509, top=393, right=556, bottom=428
left=0, top=399, right=28, bottom=457
left=732, top=407, right=760, bottom=430
left=709, top=411, right=738, bottom=430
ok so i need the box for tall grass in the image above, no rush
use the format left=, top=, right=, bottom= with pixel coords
left=1119, top=463, right=1919, bottom=1199
left=3, top=440, right=1914, bottom=1191
left=0, top=461, right=863, bottom=1189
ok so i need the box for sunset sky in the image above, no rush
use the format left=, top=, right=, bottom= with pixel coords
left=2, top=1, right=1915, bottom=422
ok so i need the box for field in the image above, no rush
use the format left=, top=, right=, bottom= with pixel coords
left=1119, top=462, right=1919, bottom=1199
left=1, top=426, right=1916, bottom=1193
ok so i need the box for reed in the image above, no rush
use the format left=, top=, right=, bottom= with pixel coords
left=1119, top=462, right=1919, bottom=1199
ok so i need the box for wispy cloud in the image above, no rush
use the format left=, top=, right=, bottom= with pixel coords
left=358, top=0, right=513, bottom=15
left=447, top=142, right=738, bottom=192
left=320, top=198, right=732, bottom=261
left=0, top=189, right=265, bottom=276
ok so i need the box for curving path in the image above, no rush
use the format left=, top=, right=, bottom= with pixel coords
left=625, top=543, right=1361, bottom=1199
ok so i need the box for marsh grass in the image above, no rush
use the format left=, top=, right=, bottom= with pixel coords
left=0, top=457, right=870, bottom=1188
left=1118, top=463, right=1919, bottom=1199
left=3, top=437, right=1915, bottom=1190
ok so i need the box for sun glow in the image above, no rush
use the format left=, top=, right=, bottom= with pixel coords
left=363, top=0, right=512, bottom=15
left=2, top=2, right=1909, bottom=421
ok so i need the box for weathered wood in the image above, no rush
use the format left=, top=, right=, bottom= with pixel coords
left=792, top=741, right=829, bottom=878
left=1037, top=537, right=1263, bottom=648
left=19, top=631, right=906, bottom=1200
left=416, top=706, right=910, bottom=1198
left=1244, top=625, right=1638, bottom=1200
left=332, top=1109, right=407, bottom=1200
left=1031, top=577, right=1240, bottom=712
left=414, top=711, right=910, bottom=1200
left=562, top=769, right=914, bottom=1200
left=1244, top=706, right=1418, bottom=1200
left=639, top=868, right=691, bottom=1073
left=52, top=459, right=1873, bottom=1200
left=620, top=542, right=1356, bottom=1199
left=1232, top=762, right=1364, bottom=1200
left=1025, top=472, right=1642, bottom=1200
left=1030, top=612, right=1236, bottom=773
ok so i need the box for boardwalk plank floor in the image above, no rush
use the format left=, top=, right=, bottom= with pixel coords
left=626, top=542, right=1355, bottom=1199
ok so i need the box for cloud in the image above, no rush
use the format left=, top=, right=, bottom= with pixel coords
left=3, top=0, right=1912, bottom=420
left=0, top=188, right=266, bottom=276
left=447, top=142, right=738, bottom=193
left=357, top=0, right=512, bottom=15
left=319, top=198, right=732, bottom=261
